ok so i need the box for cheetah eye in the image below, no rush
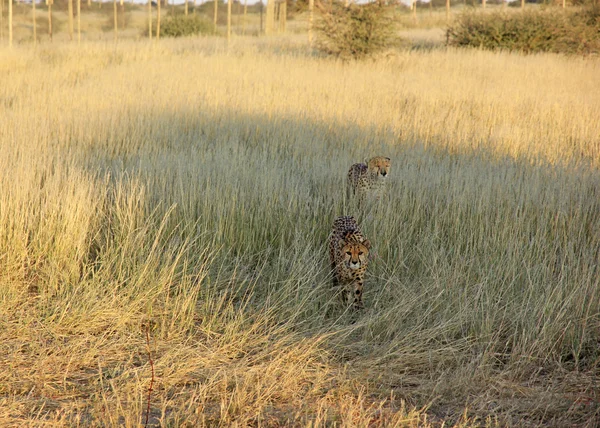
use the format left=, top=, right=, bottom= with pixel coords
left=358, top=251, right=363, bottom=256
left=345, top=251, right=352, bottom=256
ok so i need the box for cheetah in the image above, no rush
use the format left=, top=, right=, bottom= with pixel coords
left=328, top=216, right=371, bottom=310
left=347, top=156, right=391, bottom=200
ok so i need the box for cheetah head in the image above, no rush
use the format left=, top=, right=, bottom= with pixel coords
left=368, top=157, right=391, bottom=178
left=339, top=235, right=370, bottom=270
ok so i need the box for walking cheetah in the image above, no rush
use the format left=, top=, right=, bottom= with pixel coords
left=328, top=216, right=371, bottom=310
left=347, top=156, right=391, bottom=200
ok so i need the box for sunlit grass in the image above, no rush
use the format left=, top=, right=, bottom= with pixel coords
left=0, top=35, right=599, bottom=426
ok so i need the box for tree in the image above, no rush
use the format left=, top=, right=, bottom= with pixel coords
left=315, top=2, right=399, bottom=59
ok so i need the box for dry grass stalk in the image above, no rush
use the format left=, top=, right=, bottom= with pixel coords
left=143, top=323, right=155, bottom=427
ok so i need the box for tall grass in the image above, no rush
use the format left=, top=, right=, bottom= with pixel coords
left=0, top=38, right=599, bottom=426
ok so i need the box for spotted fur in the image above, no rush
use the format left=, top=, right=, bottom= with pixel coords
left=328, top=216, right=371, bottom=310
left=347, top=156, right=391, bottom=200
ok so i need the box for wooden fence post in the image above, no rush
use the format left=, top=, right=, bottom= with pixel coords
left=279, top=0, right=285, bottom=32
left=308, top=0, right=313, bottom=46
left=9, top=0, right=13, bottom=46
left=214, top=0, right=218, bottom=33
left=68, top=0, right=74, bottom=40
left=148, top=0, right=152, bottom=40
left=243, top=0, right=247, bottom=35
left=32, top=0, right=37, bottom=44
left=113, top=0, right=117, bottom=41
left=47, top=0, right=52, bottom=41
left=157, top=0, right=161, bottom=39
left=227, top=0, right=231, bottom=41
left=77, top=0, right=81, bottom=43
left=265, top=0, right=274, bottom=35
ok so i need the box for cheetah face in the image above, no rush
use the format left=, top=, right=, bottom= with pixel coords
left=376, top=158, right=391, bottom=178
left=368, top=157, right=391, bottom=178
left=339, top=239, right=371, bottom=270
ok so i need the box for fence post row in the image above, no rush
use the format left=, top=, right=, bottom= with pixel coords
left=4, top=0, right=582, bottom=45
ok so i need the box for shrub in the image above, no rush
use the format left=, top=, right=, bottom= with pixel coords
left=315, top=2, right=400, bottom=60
left=446, top=7, right=600, bottom=55
left=154, top=13, right=215, bottom=38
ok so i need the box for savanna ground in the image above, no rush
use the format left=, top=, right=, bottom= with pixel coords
left=1, top=3, right=600, bottom=427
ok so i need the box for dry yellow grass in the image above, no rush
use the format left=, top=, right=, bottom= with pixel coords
left=0, top=27, right=599, bottom=427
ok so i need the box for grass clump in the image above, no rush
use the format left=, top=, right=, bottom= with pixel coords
left=155, top=13, right=215, bottom=37
left=315, top=1, right=400, bottom=59
left=447, top=7, right=600, bottom=55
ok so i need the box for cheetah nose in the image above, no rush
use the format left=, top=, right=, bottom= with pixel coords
left=381, top=171, right=387, bottom=177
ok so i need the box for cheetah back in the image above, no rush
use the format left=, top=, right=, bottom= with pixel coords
left=347, top=157, right=391, bottom=198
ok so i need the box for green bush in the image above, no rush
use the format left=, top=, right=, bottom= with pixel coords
left=315, top=2, right=400, bottom=60
left=447, top=7, right=600, bottom=55
left=153, top=14, right=215, bottom=38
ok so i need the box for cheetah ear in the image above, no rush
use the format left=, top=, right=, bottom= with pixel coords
left=338, top=239, right=347, bottom=248
left=362, top=239, right=371, bottom=249
left=386, top=157, right=390, bottom=161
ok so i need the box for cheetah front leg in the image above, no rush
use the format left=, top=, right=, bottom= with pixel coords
left=342, top=274, right=364, bottom=310
left=351, top=278, right=364, bottom=310
left=337, top=281, right=357, bottom=309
